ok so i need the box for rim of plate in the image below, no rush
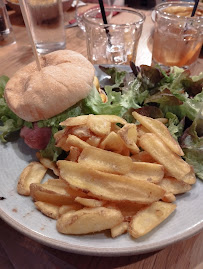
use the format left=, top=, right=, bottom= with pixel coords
left=1, top=209, right=203, bottom=256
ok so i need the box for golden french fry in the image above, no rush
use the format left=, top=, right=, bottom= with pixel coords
left=131, top=151, right=156, bottom=163
left=87, top=115, right=111, bottom=137
left=43, top=178, right=68, bottom=188
left=162, top=193, right=176, bottom=203
left=86, top=135, right=101, bottom=147
left=59, top=204, right=83, bottom=216
left=54, top=129, right=66, bottom=143
left=17, top=162, right=47, bottom=196
left=181, top=169, right=196, bottom=185
left=99, top=131, right=126, bottom=154
left=60, top=115, right=89, bottom=127
left=69, top=125, right=92, bottom=140
left=75, top=197, right=105, bottom=208
left=78, top=146, right=133, bottom=175
left=111, top=123, right=121, bottom=133
left=126, top=162, right=164, bottom=183
left=137, top=125, right=150, bottom=138
left=156, top=118, right=168, bottom=124
left=139, top=133, right=191, bottom=181
left=115, top=202, right=147, bottom=222
left=133, top=111, right=184, bottom=156
left=158, top=177, right=192, bottom=194
left=35, top=201, right=60, bottom=219
left=111, top=222, right=129, bottom=238
left=95, top=115, right=127, bottom=125
left=57, top=161, right=165, bottom=204
left=66, top=146, right=81, bottom=162
left=30, top=183, right=75, bottom=206
left=117, top=124, right=139, bottom=154
left=57, top=135, right=91, bottom=152
left=129, top=201, right=176, bottom=238
left=55, top=133, right=69, bottom=151
left=56, top=207, right=124, bottom=235
left=36, top=152, right=59, bottom=176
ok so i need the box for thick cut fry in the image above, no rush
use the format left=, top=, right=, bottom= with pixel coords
left=133, top=111, right=184, bottom=156
left=43, top=178, right=68, bottom=188
left=115, top=202, right=147, bottom=222
left=60, top=115, right=89, bottom=127
left=137, top=125, right=150, bottom=138
left=57, top=161, right=165, bottom=204
left=131, top=151, right=156, bottom=163
left=59, top=135, right=91, bottom=152
left=75, top=197, right=105, bottom=208
left=30, top=183, right=75, bottom=206
left=70, top=126, right=92, bottom=139
left=56, top=207, right=124, bottom=235
left=65, top=185, right=89, bottom=198
left=55, top=133, right=69, bottom=151
left=93, top=115, right=127, bottom=125
left=54, top=129, right=66, bottom=143
left=86, top=136, right=101, bottom=147
left=59, top=204, right=83, bottom=216
left=158, top=177, right=192, bottom=194
left=129, top=201, right=176, bottom=238
left=162, top=193, right=176, bottom=203
left=35, top=201, right=60, bottom=219
left=87, top=115, right=111, bottom=137
left=126, top=162, right=164, bottom=183
left=156, top=118, right=168, bottom=124
left=78, top=147, right=133, bottom=175
left=17, top=162, right=47, bottom=196
left=139, top=133, right=191, bottom=181
left=36, top=153, right=59, bottom=176
left=117, top=124, right=139, bottom=154
left=66, top=146, right=81, bottom=162
left=99, top=131, right=126, bottom=154
left=181, top=169, right=196, bottom=185
left=111, top=222, right=129, bottom=238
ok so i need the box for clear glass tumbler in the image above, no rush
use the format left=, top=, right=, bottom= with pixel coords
left=83, top=6, right=145, bottom=65
left=0, top=0, right=16, bottom=47
left=20, top=0, right=66, bottom=54
left=152, top=1, right=203, bottom=69
left=75, top=0, right=113, bottom=32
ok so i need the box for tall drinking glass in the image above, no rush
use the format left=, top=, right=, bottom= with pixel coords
left=0, top=0, right=16, bottom=46
left=152, top=1, right=203, bottom=69
left=19, top=0, right=66, bottom=54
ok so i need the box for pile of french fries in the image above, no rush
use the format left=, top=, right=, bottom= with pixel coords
left=17, top=112, right=196, bottom=239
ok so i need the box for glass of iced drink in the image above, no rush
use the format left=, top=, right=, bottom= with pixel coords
left=152, top=1, right=203, bottom=69
left=83, top=7, right=145, bottom=65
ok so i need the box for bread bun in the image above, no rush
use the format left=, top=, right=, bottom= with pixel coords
left=4, top=50, right=95, bottom=122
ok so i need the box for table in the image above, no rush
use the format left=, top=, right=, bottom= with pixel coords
left=0, top=6, right=203, bottom=269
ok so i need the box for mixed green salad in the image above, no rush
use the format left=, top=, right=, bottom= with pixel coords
left=0, top=65, right=202, bottom=180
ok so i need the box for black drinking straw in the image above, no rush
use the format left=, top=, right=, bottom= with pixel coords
left=191, top=0, right=200, bottom=17
left=98, top=0, right=112, bottom=46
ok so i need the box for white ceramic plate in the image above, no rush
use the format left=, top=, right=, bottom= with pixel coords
left=0, top=66, right=203, bottom=256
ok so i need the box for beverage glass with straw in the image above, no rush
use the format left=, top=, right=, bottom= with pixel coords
left=83, top=6, right=145, bottom=65
left=152, top=1, right=203, bottom=69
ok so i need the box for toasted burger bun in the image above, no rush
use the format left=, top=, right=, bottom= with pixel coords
left=4, top=50, right=95, bottom=122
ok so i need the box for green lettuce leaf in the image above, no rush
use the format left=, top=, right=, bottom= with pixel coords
left=180, top=113, right=203, bottom=180
left=0, top=76, right=24, bottom=142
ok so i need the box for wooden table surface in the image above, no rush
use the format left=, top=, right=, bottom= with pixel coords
left=0, top=5, right=203, bottom=269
